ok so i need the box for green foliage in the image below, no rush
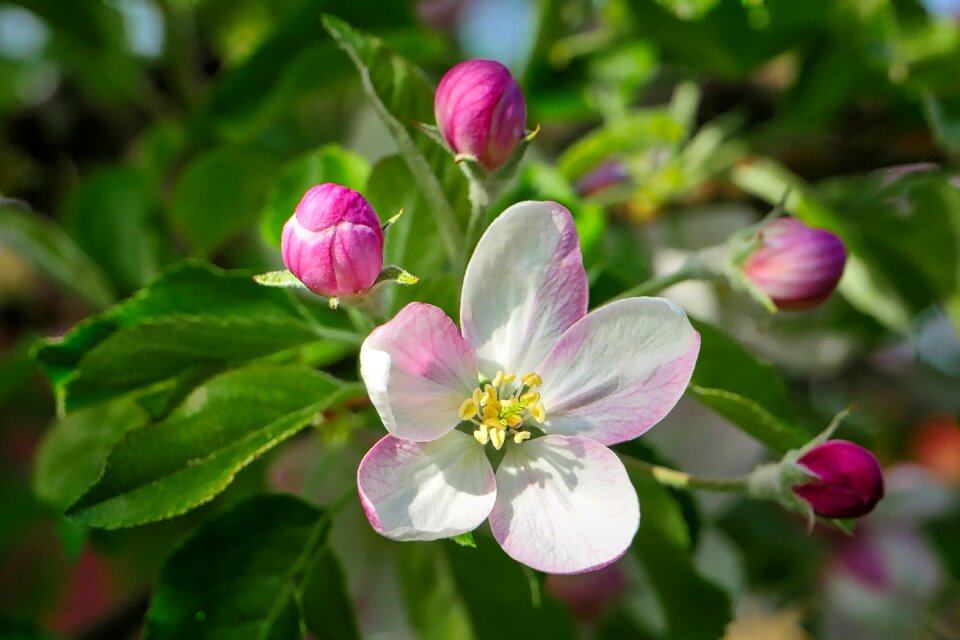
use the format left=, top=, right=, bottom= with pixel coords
left=628, top=472, right=732, bottom=639
left=322, top=15, right=470, bottom=265
left=33, top=261, right=356, bottom=412
left=171, top=148, right=280, bottom=257
left=261, top=145, right=372, bottom=248
left=144, top=494, right=341, bottom=640
left=0, top=201, right=116, bottom=309
left=689, top=319, right=809, bottom=453
left=67, top=364, right=363, bottom=529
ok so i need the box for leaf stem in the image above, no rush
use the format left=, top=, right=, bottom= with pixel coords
left=606, top=265, right=697, bottom=303
left=620, top=455, right=750, bottom=493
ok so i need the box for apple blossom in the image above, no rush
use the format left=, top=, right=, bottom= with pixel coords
left=357, top=201, right=700, bottom=574
left=434, top=59, right=527, bottom=171
left=281, top=183, right=384, bottom=298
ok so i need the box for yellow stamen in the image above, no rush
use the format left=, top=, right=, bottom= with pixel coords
left=521, top=372, right=542, bottom=388
left=502, top=372, right=516, bottom=383
left=481, top=384, right=498, bottom=406
left=519, top=391, right=540, bottom=406
left=483, top=417, right=502, bottom=430
left=458, top=399, right=478, bottom=420
left=473, top=424, right=489, bottom=445
left=513, top=430, right=531, bottom=444
left=504, top=414, right=523, bottom=428
left=531, top=402, right=546, bottom=423
left=489, top=427, right=506, bottom=450
left=482, top=405, right=500, bottom=421
left=491, top=370, right=504, bottom=387
left=472, top=388, right=482, bottom=406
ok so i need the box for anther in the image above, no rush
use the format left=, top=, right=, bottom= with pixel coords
left=490, top=427, right=506, bottom=450
left=513, top=430, right=531, bottom=444
left=474, top=424, right=489, bottom=445
left=531, top=402, right=546, bottom=423
left=458, top=399, right=478, bottom=420
left=521, top=372, right=542, bottom=388
left=519, top=391, right=540, bottom=406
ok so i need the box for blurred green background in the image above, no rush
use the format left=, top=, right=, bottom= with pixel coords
left=2, top=0, right=960, bottom=638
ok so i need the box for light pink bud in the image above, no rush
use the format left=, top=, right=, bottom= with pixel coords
left=281, top=184, right=384, bottom=297
left=741, top=218, right=847, bottom=310
left=793, top=440, right=885, bottom=519
left=434, top=59, right=527, bottom=171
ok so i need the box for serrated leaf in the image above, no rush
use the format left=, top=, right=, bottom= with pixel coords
left=144, top=494, right=330, bottom=640
left=322, top=15, right=468, bottom=265
left=33, top=397, right=150, bottom=510
left=0, top=200, right=116, bottom=309
left=260, top=145, right=372, bottom=248
left=66, top=364, right=364, bottom=528
left=34, top=261, right=356, bottom=412
left=689, top=319, right=809, bottom=453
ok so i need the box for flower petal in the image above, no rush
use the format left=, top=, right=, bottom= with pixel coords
left=461, top=201, right=588, bottom=376
left=538, top=297, right=699, bottom=445
left=360, top=303, right=478, bottom=442
left=357, top=431, right=496, bottom=541
left=489, top=435, right=639, bottom=574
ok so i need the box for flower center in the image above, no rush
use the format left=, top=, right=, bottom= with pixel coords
left=458, top=371, right=546, bottom=450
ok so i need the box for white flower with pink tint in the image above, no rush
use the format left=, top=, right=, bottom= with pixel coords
left=357, top=201, right=700, bottom=574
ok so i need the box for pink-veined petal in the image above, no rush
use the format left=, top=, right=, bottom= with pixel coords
left=360, top=303, right=478, bottom=442
left=489, top=435, right=639, bottom=574
left=537, top=297, right=699, bottom=445
left=460, top=201, right=588, bottom=376
left=357, top=431, right=496, bottom=541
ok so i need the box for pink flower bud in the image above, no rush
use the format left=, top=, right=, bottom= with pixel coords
left=575, top=161, right=630, bottom=197
left=281, top=184, right=384, bottom=297
left=434, top=59, right=527, bottom=171
left=741, top=218, right=847, bottom=310
left=545, top=561, right=627, bottom=620
left=793, top=440, right=885, bottom=519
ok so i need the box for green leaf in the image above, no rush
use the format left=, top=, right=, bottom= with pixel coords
left=60, top=165, right=164, bottom=292
left=261, top=145, right=372, bottom=248
left=144, top=494, right=330, bottom=640
left=66, top=364, right=364, bottom=529
left=171, top=148, right=279, bottom=256
left=631, top=472, right=732, bottom=640
left=254, top=270, right=308, bottom=289
left=448, top=532, right=476, bottom=548
left=0, top=200, right=115, bottom=309
left=445, top=535, right=577, bottom=640
left=34, top=261, right=356, bottom=412
left=365, top=155, right=459, bottom=315
left=302, top=549, right=360, bottom=640
left=688, top=319, right=809, bottom=453
left=33, top=397, right=149, bottom=510
left=923, top=93, right=960, bottom=157
left=322, top=15, right=469, bottom=265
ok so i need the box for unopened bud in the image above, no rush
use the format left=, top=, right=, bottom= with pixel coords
left=793, top=440, right=885, bottom=519
left=434, top=59, right=526, bottom=171
left=281, top=184, right=384, bottom=297
left=741, top=218, right=847, bottom=310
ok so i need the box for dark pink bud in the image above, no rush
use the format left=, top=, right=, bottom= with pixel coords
left=281, top=184, right=384, bottom=297
left=793, top=440, right=885, bottom=519
left=434, top=59, right=527, bottom=171
left=741, top=218, right=847, bottom=310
